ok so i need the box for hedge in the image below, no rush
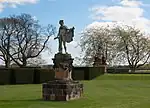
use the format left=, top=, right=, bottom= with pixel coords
left=73, top=67, right=105, bottom=80
left=38, top=68, right=55, bottom=83
left=72, top=67, right=85, bottom=80
left=0, top=68, right=10, bottom=85
left=0, top=66, right=105, bottom=85
left=14, top=68, right=34, bottom=84
left=89, top=67, right=104, bottom=80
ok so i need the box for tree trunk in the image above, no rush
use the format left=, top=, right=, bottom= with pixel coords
left=5, top=59, right=10, bottom=68
left=22, top=58, right=27, bottom=67
left=6, top=35, right=11, bottom=68
left=130, top=67, right=136, bottom=73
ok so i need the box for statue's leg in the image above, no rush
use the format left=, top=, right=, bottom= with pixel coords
left=59, top=36, right=62, bottom=53
left=63, top=41, right=67, bottom=53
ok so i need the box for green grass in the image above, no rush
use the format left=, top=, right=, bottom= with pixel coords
left=0, top=74, right=150, bottom=108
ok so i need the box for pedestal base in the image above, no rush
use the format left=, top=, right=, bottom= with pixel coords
left=42, top=80, right=83, bottom=101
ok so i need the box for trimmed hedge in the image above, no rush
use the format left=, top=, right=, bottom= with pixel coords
left=39, top=68, right=55, bottom=83
left=72, top=67, right=85, bottom=80
left=0, top=68, right=10, bottom=85
left=89, top=67, right=104, bottom=80
left=33, top=68, right=40, bottom=84
left=73, top=67, right=105, bottom=80
left=9, top=69, right=16, bottom=84
left=14, top=68, right=34, bottom=84
left=0, top=66, right=105, bottom=85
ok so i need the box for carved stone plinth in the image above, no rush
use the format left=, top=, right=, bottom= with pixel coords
left=42, top=80, right=83, bottom=101
left=42, top=53, right=83, bottom=101
left=52, top=53, right=73, bottom=80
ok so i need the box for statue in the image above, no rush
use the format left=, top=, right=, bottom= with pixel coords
left=42, top=20, right=83, bottom=101
left=52, top=20, right=75, bottom=80
left=54, top=20, right=75, bottom=53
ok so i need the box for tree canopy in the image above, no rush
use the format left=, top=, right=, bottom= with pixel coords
left=80, top=24, right=150, bottom=71
left=0, top=13, right=56, bottom=67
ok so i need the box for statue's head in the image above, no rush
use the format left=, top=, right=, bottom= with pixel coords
left=59, top=20, right=64, bottom=26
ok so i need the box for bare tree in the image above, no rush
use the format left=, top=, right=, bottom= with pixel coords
left=0, top=18, right=19, bottom=67
left=0, top=13, right=56, bottom=67
left=80, top=25, right=117, bottom=66
left=80, top=24, right=150, bottom=69
left=113, top=25, right=150, bottom=72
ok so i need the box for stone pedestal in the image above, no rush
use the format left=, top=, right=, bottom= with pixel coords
left=42, top=80, right=83, bottom=101
left=42, top=53, right=83, bottom=101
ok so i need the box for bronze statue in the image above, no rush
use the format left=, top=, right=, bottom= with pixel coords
left=54, top=20, right=75, bottom=53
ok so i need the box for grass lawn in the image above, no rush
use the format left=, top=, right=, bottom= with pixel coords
left=0, top=74, right=150, bottom=108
